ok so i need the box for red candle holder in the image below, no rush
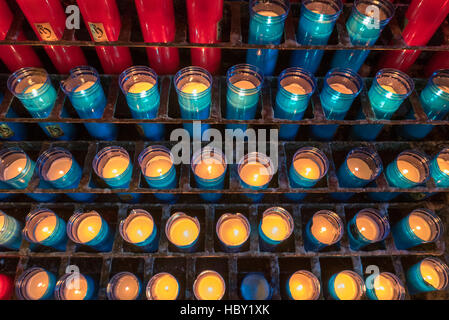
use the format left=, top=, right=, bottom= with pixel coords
left=135, top=0, right=180, bottom=75
left=76, top=0, right=133, bottom=74
left=16, top=0, right=87, bottom=74
left=0, top=274, right=13, bottom=300
left=186, top=0, right=223, bottom=75
left=0, top=0, right=42, bottom=72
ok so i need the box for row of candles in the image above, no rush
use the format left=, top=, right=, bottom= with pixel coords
left=0, top=143, right=448, bottom=203
left=0, top=256, right=447, bottom=300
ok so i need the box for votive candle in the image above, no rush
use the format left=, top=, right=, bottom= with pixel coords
left=304, top=210, right=343, bottom=252
left=146, top=272, right=180, bottom=300
left=0, top=210, right=22, bottom=250
left=258, top=207, right=294, bottom=251
left=347, top=208, right=390, bottom=250
left=240, top=273, right=272, bottom=300
left=286, top=270, right=320, bottom=300
left=15, top=267, right=56, bottom=300
left=106, top=272, right=141, bottom=300
left=328, top=270, right=365, bottom=300
left=193, top=270, right=225, bottom=300
left=216, top=213, right=250, bottom=252
left=365, top=272, right=405, bottom=300
left=430, top=148, right=449, bottom=188
left=119, top=209, right=158, bottom=252
left=165, top=212, right=200, bottom=252
left=406, top=257, right=449, bottom=295
left=55, top=272, right=95, bottom=300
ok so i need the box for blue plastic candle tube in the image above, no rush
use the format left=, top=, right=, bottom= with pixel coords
left=330, top=0, right=395, bottom=72
left=106, top=272, right=141, bottom=300
left=61, top=66, right=117, bottom=141
left=67, top=210, right=113, bottom=252
left=368, top=150, right=429, bottom=202
left=406, top=258, right=449, bottom=295
left=55, top=272, right=96, bottom=300
left=15, top=267, right=57, bottom=300
left=400, top=70, right=449, bottom=140
left=310, top=68, right=363, bottom=140
left=138, top=145, right=177, bottom=203
left=328, top=270, right=365, bottom=300
left=226, top=64, right=263, bottom=131
left=346, top=208, right=389, bottom=250
left=286, top=146, right=328, bottom=202
left=191, top=147, right=227, bottom=202
left=258, top=207, right=294, bottom=252
left=174, top=66, right=212, bottom=139
left=119, top=209, right=159, bottom=253
left=392, top=209, right=442, bottom=250
left=37, top=147, right=95, bottom=202
left=0, top=92, right=28, bottom=141
left=290, top=0, right=342, bottom=74
left=247, top=0, right=289, bottom=76
left=240, top=273, right=272, bottom=300
left=7, top=67, right=76, bottom=140
left=0, top=147, right=58, bottom=202
left=430, top=148, right=449, bottom=188
left=0, top=210, right=22, bottom=250
left=304, top=210, right=343, bottom=252
left=352, top=68, right=414, bottom=141
left=274, top=67, right=316, bottom=140
left=332, top=147, right=382, bottom=201
left=365, top=272, right=405, bottom=300
left=22, top=209, right=68, bottom=251
left=119, top=66, right=164, bottom=140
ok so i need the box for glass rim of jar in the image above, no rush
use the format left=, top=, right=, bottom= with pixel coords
left=22, top=208, right=59, bottom=243
left=373, top=68, right=415, bottom=99
left=0, top=147, right=32, bottom=182
left=36, top=147, right=74, bottom=182
left=165, top=212, right=200, bottom=247
left=54, top=272, right=89, bottom=300
left=325, top=67, right=363, bottom=97
left=138, top=145, right=175, bottom=178
left=288, top=270, right=321, bottom=300
left=226, top=63, right=264, bottom=95
left=278, top=67, right=317, bottom=98
left=302, top=0, right=343, bottom=21
left=250, top=0, right=290, bottom=21
left=15, top=267, right=51, bottom=300
left=408, top=208, right=443, bottom=243
left=345, top=147, right=383, bottom=181
left=237, top=152, right=275, bottom=180
left=368, top=272, right=405, bottom=300
left=429, top=69, right=449, bottom=99
left=191, top=147, right=227, bottom=176
left=193, top=270, right=226, bottom=300
left=394, top=150, right=430, bottom=184
left=311, top=210, right=344, bottom=245
left=106, top=271, right=141, bottom=300
left=352, top=0, right=395, bottom=26
left=435, top=148, right=449, bottom=176
left=119, top=209, right=155, bottom=244
left=146, top=272, right=180, bottom=300
left=418, top=257, right=449, bottom=290
left=261, top=206, right=294, bottom=241
left=353, top=208, right=390, bottom=242
left=292, top=146, right=329, bottom=180
left=174, top=66, right=212, bottom=98
left=118, top=65, right=158, bottom=96
left=216, top=213, right=251, bottom=247
left=66, top=210, right=103, bottom=244
left=92, top=146, right=131, bottom=179
left=7, top=67, right=51, bottom=98
left=332, top=270, right=365, bottom=300
left=60, top=65, right=101, bottom=96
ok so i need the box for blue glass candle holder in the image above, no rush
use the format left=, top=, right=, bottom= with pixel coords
left=0, top=210, right=22, bottom=250
left=238, top=152, right=275, bottom=203
left=240, top=273, right=272, bottom=300
left=368, top=150, right=430, bottom=202
left=328, top=270, right=365, bottom=300
left=274, top=67, right=316, bottom=140
left=22, top=209, right=68, bottom=251
left=310, top=68, right=363, bottom=140
left=138, top=145, right=177, bottom=203
left=225, top=64, right=263, bottom=131
left=0, top=147, right=58, bottom=202
left=93, top=146, right=139, bottom=203
left=106, top=272, right=141, bottom=300
left=400, top=70, right=449, bottom=140
left=191, top=147, right=227, bottom=202
left=165, top=212, right=201, bottom=253
left=7, top=67, right=76, bottom=140
left=15, top=267, right=56, bottom=300
left=347, top=208, right=390, bottom=250
left=430, top=148, right=449, bottom=188
left=392, top=209, right=442, bottom=250
left=146, top=272, right=180, bottom=300
left=286, top=270, right=321, bottom=300
left=36, top=147, right=95, bottom=203
left=286, top=147, right=328, bottom=202
left=0, top=93, right=28, bottom=141
left=332, top=147, right=383, bottom=201
left=365, top=272, right=405, bottom=300
left=246, top=0, right=289, bottom=76
left=55, top=272, right=96, bottom=300
left=352, top=69, right=414, bottom=140
left=61, top=66, right=117, bottom=141
left=406, top=258, right=449, bottom=295
left=258, top=207, right=294, bottom=252
left=174, top=66, right=212, bottom=139
left=119, top=209, right=159, bottom=253
left=119, top=66, right=164, bottom=140
left=290, top=0, right=343, bottom=74
left=216, top=213, right=251, bottom=253
left=193, top=270, right=226, bottom=300
left=330, top=0, right=395, bottom=72
left=67, top=211, right=114, bottom=252
left=304, top=210, right=343, bottom=252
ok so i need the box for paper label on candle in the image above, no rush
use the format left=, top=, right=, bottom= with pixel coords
left=88, top=22, right=109, bottom=42
left=373, top=274, right=395, bottom=300
left=0, top=124, right=14, bottom=139
left=151, top=274, right=179, bottom=300
left=4, top=157, right=27, bottom=180
left=64, top=275, right=88, bottom=300
left=408, top=213, right=432, bottom=241
left=145, top=155, right=173, bottom=178
left=47, top=157, right=72, bottom=181
left=34, top=215, right=57, bottom=242
left=334, top=273, right=358, bottom=300
left=128, top=82, right=154, bottom=94
left=77, top=215, right=102, bottom=243
left=114, top=275, right=140, bottom=300
left=261, top=214, right=290, bottom=241
left=288, top=273, right=317, bottom=300
left=102, top=156, right=129, bottom=179
left=397, top=160, right=421, bottom=183
left=34, top=23, right=59, bottom=41
left=125, top=216, right=154, bottom=243
left=181, top=82, right=208, bottom=94
left=347, top=157, right=373, bottom=180
left=330, top=83, right=353, bottom=94
left=75, top=81, right=95, bottom=92
left=195, top=274, right=225, bottom=300
left=218, top=218, right=248, bottom=246
left=44, top=125, right=64, bottom=138
left=26, top=271, right=50, bottom=300
left=294, top=158, right=321, bottom=180
left=420, top=261, right=442, bottom=289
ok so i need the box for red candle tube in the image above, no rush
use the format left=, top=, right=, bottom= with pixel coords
left=186, top=0, right=223, bottom=75
left=0, top=274, right=13, bottom=300
left=135, top=0, right=179, bottom=75
left=0, top=0, right=42, bottom=71
left=16, top=0, right=87, bottom=74
left=425, top=51, right=449, bottom=77
left=76, top=0, right=133, bottom=74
